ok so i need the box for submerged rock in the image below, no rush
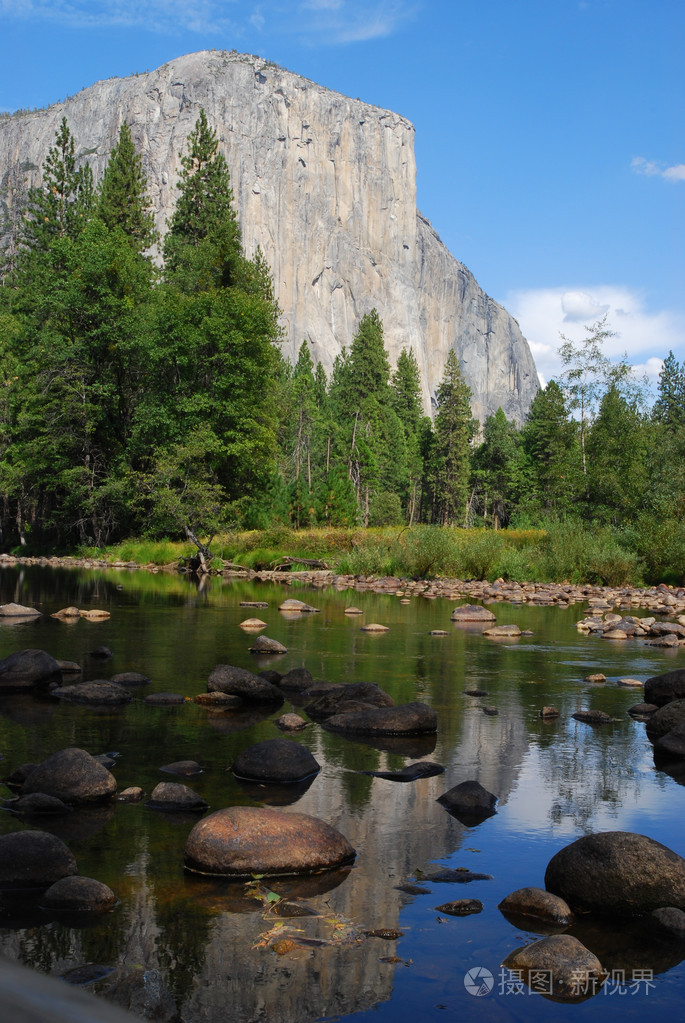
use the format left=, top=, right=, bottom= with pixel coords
left=275, top=713, right=308, bottom=731
left=42, top=875, right=117, bottom=914
left=502, top=934, right=605, bottom=1001
left=50, top=680, right=132, bottom=705
left=231, top=738, right=321, bottom=784
left=324, top=701, right=437, bottom=736
left=0, top=649, right=62, bottom=692
left=184, top=806, right=355, bottom=878
left=361, top=761, right=445, bottom=782
left=208, top=664, right=284, bottom=705
left=0, top=829, right=77, bottom=890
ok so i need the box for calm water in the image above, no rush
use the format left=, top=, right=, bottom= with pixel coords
left=0, top=565, right=683, bottom=1022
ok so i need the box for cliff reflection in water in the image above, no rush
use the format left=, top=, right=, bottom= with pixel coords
left=0, top=566, right=682, bottom=1023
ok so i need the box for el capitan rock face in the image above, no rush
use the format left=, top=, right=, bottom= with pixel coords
left=0, top=51, right=538, bottom=424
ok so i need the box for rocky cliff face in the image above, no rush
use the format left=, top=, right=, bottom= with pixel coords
left=0, top=50, right=539, bottom=423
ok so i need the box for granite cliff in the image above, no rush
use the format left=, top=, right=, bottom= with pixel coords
left=0, top=50, right=539, bottom=423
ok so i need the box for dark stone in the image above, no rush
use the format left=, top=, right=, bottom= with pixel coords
left=628, top=702, right=658, bottom=718
left=144, top=692, right=186, bottom=705
left=3, top=792, right=71, bottom=815
left=650, top=906, right=685, bottom=940
left=464, top=689, right=489, bottom=697
left=90, top=646, right=113, bottom=659
left=646, top=700, right=685, bottom=741
left=278, top=667, right=314, bottom=691
left=42, top=875, right=117, bottom=914
left=185, top=806, right=355, bottom=878
left=654, top=723, right=685, bottom=760
left=434, top=899, right=483, bottom=916
left=323, top=701, right=437, bottom=736
left=545, top=831, right=685, bottom=916
left=502, top=935, right=605, bottom=1001
left=395, top=883, right=431, bottom=895
left=572, top=709, right=614, bottom=725
left=258, top=669, right=283, bottom=685
left=22, top=748, right=117, bottom=805
left=437, top=780, right=497, bottom=823
left=50, top=681, right=132, bottom=706
left=232, top=737, right=321, bottom=783
left=160, top=760, right=202, bottom=776
left=540, top=706, right=560, bottom=719
left=482, top=706, right=498, bottom=716
left=3, top=763, right=39, bottom=789
left=110, top=671, right=150, bottom=686
left=0, top=649, right=62, bottom=692
left=99, top=966, right=177, bottom=1023
left=146, top=782, right=208, bottom=812
left=0, top=829, right=77, bottom=890
left=207, top=664, right=284, bottom=705
left=56, top=659, right=82, bottom=674
left=305, top=681, right=394, bottom=721
left=425, top=867, right=493, bottom=883
left=498, top=886, right=572, bottom=926
left=361, top=760, right=445, bottom=781
left=645, top=669, right=685, bottom=707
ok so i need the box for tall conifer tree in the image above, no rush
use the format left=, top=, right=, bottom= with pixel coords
left=98, top=122, right=157, bottom=252
left=433, top=349, right=475, bottom=526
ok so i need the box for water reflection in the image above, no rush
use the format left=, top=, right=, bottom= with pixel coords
left=0, top=566, right=684, bottom=1022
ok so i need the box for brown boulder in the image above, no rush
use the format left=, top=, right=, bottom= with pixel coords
left=498, top=886, right=572, bottom=926
left=50, top=681, right=132, bottom=705
left=451, top=604, right=496, bottom=622
left=545, top=831, right=685, bottom=916
left=184, top=806, right=355, bottom=878
left=146, top=782, right=208, bottom=812
left=502, top=935, right=605, bottom=1000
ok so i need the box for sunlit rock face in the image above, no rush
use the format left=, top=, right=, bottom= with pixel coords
left=0, top=50, right=539, bottom=423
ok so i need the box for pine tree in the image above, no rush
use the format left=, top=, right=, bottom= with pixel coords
left=433, top=350, right=475, bottom=526
left=22, top=118, right=93, bottom=251
left=472, top=408, right=524, bottom=528
left=98, top=122, right=157, bottom=252
left=653, top=351, right=685, bottom=432
left=392, top=348, right=424, bottom=523
left=520, top=380, right=581, bottom=519
left=163, top=109, right=241, bottom=287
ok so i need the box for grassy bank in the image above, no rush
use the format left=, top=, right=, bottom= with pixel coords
left=69, top=519, right=685, bottom=588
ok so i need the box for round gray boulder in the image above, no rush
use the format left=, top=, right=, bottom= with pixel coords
left=184, top=806, right=355, bottom=878
left=451, top=604, right=496, bottom=622
left=0, top=649, right=62, bottom=692
left=644, top=668, right=685, bottom=707
left=545, top=831, right=685, bottom=916
left=232, top=738, right=320, bottom=783
left=305, top=682, right=394, bottom=721
left=50, top=681, right=132, bottom=706
left=0, top=829, right=77, bottom=890
left=437, top=780, right=497, bottom=822
left=207, top=664, right=284, bottom=705
left=22, top=748, right=117, bottom=805
left=646, top=700, right=685, bottom=742
left=42, top=875, right=117, bottom=914
left=323, top=701, right=437, bottom=736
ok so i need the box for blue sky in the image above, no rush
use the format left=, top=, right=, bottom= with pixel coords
left=1, top=0, right=683, bottom=385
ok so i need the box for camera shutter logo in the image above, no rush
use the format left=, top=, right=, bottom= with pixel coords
left=464, top=967, right=494, bottom=996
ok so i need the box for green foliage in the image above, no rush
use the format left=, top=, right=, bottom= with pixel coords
left=97, top=122, right=157, bottom=252
left=432, top=350, right=475, bottom=525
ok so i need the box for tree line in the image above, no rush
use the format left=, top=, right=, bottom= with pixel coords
left=1, top=113, right=683, bottom=557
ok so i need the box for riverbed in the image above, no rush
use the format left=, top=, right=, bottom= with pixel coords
left=0, top=564, right=683, bottom=1023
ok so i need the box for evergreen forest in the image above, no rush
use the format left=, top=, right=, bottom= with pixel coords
left=1, top=114, right=684, bottom=583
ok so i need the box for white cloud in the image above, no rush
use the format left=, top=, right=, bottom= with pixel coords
left=632, top=156, right=685, bottom=183
left=504, top=285, right=685, bottom=387
left=0, top=0, right=416, bottom=42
